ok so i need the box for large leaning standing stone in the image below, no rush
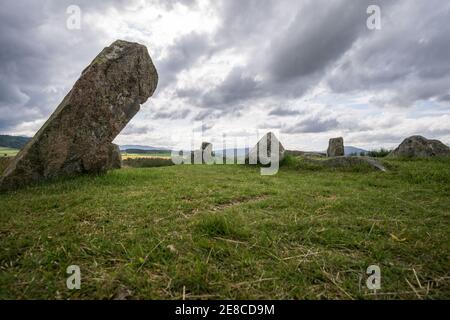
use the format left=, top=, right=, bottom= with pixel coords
left=327, top=137, right=344, bottom=157
left=389, top=135, right=450, bottom=157
left=0, top=40, right=158, bottom=191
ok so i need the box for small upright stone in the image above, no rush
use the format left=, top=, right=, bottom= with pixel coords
left=201, top=142, right=214, bottom=164
left=0, top=40, right=158, bottom=191
left=327, top=137, right=344, bottom=157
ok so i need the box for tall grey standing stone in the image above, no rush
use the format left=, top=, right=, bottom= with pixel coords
left=246, top=132, right=285, bottom=164
left=0, top=40, right=158, bottom=191
left=327, top=137, right=344, bottom=157
left=201, top=142, right=214, bottom=164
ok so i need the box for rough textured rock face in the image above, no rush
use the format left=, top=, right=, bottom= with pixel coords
left=106, top=144, right=123, bottom=170
left=247, top=132, right=285, bottom=164
left=389, top=135, right=450, bottom=157
left=327, top=137, right=344, bottom=157
left=0, top=40, right=158, bottom=191
left=0, top=157, right=13, bottom=175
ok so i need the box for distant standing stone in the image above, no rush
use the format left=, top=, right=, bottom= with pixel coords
left=0, top=40, right=158, bottom=191
left=201, top=142, right=214, bottom=164
left=201, top=142, right=212, bottom=152
left=327, top=137, right=344, bottom=157
left=389, top=135, right=450, bottom=157
left=247, top=132, right=286, bottom=164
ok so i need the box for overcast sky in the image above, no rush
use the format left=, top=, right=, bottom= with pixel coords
left=1, top=0, right=449, bottom=151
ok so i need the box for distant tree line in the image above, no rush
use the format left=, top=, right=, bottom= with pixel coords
left=123, top=149, right=171, bottom=155
left=349, top=148, right=391, bottom=158
left=0, top=135, right=31, bottom=149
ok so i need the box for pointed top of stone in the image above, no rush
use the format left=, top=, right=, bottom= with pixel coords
left=257, top=132, right=285, bottom=154
left=201, top=142, right=212, bottom=151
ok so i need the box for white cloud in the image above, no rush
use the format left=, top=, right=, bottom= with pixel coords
left=1, top=0, right=449, bottom=151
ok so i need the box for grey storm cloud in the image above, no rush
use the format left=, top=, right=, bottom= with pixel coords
left=0, top=0, right=198, bottom=133
left=176, top=67, right=262, bottom=109
left=120, top=123, right=153, bottom=135
left=211, top=0, right=282, bottom=48
left=175, top=0, right=449, bottom=111
left=283, top=115, right=340, bottom=134
left=176, top=0, right=392, bottom=109
left=193, top=108, right=242, bottom=121
left=0, top=0, right=120, bottom=132
left=152, top=109, right=190, bottom=120
left=266, top=0, right=371, bottom=82
left=326, top=0, right=450, bottom=107
left=268, top=107, right=301, bottom=117
left=1, top=0, right=449, bottom=141
left=438, top=94, right=450, bottom=102
left=156, top=31, right=211, bottom=90
left=200, top=68, right=261, bottom=108
left=193, top=110, right=216, bottom=121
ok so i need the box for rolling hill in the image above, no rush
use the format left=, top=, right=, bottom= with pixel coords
left=344, top=146, right=368, bottom=155
left=119, top=145, right=170, bottom=151
left=0, top=135, right=31, bottom=149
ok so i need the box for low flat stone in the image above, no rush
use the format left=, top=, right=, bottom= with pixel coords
left=301, top=156, right=387, bottom=172
left=323, top=156, right=387, bottom=171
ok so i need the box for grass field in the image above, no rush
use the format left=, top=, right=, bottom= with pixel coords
left=0, top=147, right=19, bottom=157
left=122, top=157, right=174, bottom=168
left=0, top=157, right=449, bottom=299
